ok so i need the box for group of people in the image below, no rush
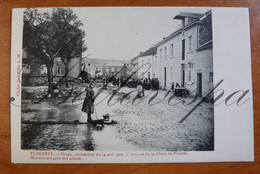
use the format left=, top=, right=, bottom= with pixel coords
left=80, top=74, right=184, bottom=123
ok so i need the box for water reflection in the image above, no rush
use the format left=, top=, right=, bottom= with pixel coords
left=22, top=124, right=96, bottom=151
left=21, top=99, right=96, bottom=150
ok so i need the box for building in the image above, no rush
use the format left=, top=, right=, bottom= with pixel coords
left=130, top=47, right=157, bottom=80
left=137, top=47, right=157, bottom=80
left=154, top=10, right=213, bottom=96
left=102, top=61, right=127, bottom=79
left=22, top=49, right=82, bottom=86
left=82, top=57, right=104, bottom=78
left=130, top=53, right=142, bottom=79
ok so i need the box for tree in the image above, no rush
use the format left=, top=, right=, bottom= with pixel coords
left=23, top=8, right=61, bottom=93
left=52, top=8, right=87, bottom=87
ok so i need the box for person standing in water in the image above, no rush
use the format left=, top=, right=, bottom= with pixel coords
left=82, top=83, right=95, bottom=123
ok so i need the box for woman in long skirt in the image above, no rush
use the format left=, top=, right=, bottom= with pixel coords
left=81, top=84, right=95, bottom=123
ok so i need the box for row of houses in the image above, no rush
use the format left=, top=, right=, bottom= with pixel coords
left=82, top=58, right=128, bottom=79
left=130, top=10, right=213, bottom=97
left=22, top=50, right=128, bottom=86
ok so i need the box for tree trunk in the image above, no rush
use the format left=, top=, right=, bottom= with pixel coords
left=64, top=64, right=69, bottom=88
left=47, top=64, right=54, bottom=93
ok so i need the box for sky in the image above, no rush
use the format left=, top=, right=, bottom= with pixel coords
left=38, top=7, right=210, bottom=61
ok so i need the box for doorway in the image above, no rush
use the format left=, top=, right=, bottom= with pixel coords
left=197, top=73, right=202, bottom=97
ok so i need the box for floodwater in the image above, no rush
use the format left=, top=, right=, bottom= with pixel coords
left=21, top=88, right=141, bottom=151
left=21, top=86, right=214, bottom=151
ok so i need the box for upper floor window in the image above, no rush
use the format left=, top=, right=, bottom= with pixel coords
left=209, top=72, right=213, bottom=83
left=170, top=43, right=174, bottom=57
left=22, top=50, right=27, bottom=59
left=57, top=66, right=61, bottom=75
left=188, top=36, right=192, bottom=52
left=22, top=64, right=30, bottom=74
left=164, top=47, right=167, bottom=60
left=41, top=65, right=47, bottom=74
left=160, top=49, right=162, bottom=61
left=182, top=39, right=185, bottom=60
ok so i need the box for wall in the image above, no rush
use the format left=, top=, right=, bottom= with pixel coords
left=138, top=55, right=153, bottom=79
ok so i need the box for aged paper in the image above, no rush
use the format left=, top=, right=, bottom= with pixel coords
left=10, top=7, right=253, bottom=163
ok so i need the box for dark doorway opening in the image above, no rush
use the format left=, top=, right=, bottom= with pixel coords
left=197, top=72, right=202, bottom=97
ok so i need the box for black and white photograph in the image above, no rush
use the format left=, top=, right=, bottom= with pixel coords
left=10, top=7, right=254, bottom=163
left=20, top=7, right=214, bottom=152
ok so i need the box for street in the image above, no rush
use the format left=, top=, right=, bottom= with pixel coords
left=21, top=85, right=214, bottom=151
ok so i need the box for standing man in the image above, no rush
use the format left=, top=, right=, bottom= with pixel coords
left=82, top=83, right=95, bottom=123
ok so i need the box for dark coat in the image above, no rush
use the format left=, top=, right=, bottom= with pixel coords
left=81, top=88, right=94, bottom=114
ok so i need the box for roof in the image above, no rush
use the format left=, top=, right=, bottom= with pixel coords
left=131, top=55, right=140, bottom=63
left=154, top=29, right=182, bottom=47
left=155, top=10, right=211, bottom=47
left=173, top=12, right=202, bottom=20
left=139, top=47, right=157, bottom=57
left=103, top=61, right=124, bottom=67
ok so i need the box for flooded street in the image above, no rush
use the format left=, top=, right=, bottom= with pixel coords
left=22, top=86, right=214, bottom=151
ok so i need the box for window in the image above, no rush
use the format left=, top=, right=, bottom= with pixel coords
left=170, top=43, right=174, bottom=57
left=170, top=67, right=174, bottom=81
left=88, top=63, right=90, bottom=66
left=41, top=65, right=47, bottom=74
left=188, top=63, right=193, bottom=82
left=188, top=36, right=192, bottom=52
left=164, top=47, right=167, bottom=59
left=181, top=63, right=185, bottom=70
left=160, top=49, right=162, bottom=61
left=57, top=66, right=61, bottom=75
left=182, top=39, right=185, bottom=60
left=23, top=50, right=27, bottom=58
left=209, top=72, right=213, bottom=83
left=181, top=64, right=185, bottom=87
left=22, top=64, right=30, bottom=74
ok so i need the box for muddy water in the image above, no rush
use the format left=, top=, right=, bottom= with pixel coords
left=21, top=88, right=141, bottom=151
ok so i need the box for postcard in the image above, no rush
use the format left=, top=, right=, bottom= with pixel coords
left=10, top=7, right=254, bottom=163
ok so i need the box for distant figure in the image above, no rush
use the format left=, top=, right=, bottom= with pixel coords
left=176, top=83, right=181, bottom=88
left=154, top=78, right=159, bottom=90
left=136, top=80, right=144, bottom=98
left=151, top=78, right=155, bottom=90
left=82, top=83, right=95, bottom=123
left=171, top=82, right=175, bottom=91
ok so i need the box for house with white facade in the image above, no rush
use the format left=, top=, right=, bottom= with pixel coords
left=137, top=47, right=157, bottom=80
left=154, top=10, right=213, bottom=97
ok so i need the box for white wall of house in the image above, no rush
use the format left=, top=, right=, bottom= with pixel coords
left=155, top=33, right=181, bottom=89
left=68, top=57, right=82, bottom=78
left=138, top=55, right=153, bottom=80
left=154, top=14, right=213, bottom=96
